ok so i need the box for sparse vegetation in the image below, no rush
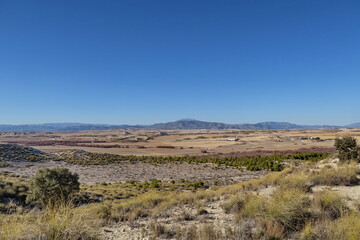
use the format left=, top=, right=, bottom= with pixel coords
left=0, top=144, right=53, bottom=162
left=1, top=130, right=359, bottom=239
left=0, top=158, right=359, bottom=239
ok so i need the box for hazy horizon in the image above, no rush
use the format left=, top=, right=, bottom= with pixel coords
left=1, top=1, right=359, bottom=126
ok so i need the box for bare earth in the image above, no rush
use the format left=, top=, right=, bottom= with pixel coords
left=1, top=161, right=265, bottom=184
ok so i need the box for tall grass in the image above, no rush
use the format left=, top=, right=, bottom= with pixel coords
left=0, top=202, right=102, bottom=240
left=311, top=162, right=359, bottom=186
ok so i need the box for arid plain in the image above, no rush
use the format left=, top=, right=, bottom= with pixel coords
left=0, top=128, right=357, bottom=184
left=1, top=128, right=357, bottom=156
left=1, top=128, right=360, bottom=239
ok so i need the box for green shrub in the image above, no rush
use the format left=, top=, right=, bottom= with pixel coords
left=334, top=137, right=360, bottom=162
left=27, top=168, right=80, bottom=207
left=63, top=151, right=329, bottom=172
left=150, top=180, right=161, bottom=189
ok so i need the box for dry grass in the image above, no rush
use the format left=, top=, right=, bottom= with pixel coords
left=311, top=161, right=359, bottom=186
left=0, top=202, right=102, bottom=240
left=312, top=191, right=348, bottom=219
left=308, top=213, right=360, bottom=240
left=1, top=157, right=359, bottom=239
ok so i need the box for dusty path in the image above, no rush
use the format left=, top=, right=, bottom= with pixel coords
left=0, top=161, right=266, bottom=184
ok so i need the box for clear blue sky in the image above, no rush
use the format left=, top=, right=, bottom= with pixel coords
left=1, top=0, right=359, bottom=125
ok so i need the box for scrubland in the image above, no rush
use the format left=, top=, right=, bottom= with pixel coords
left=1, top=156, right=359, bottom=239
left=0, top=132, right=359, bottom=239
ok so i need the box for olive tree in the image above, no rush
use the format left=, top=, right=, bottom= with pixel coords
left=334, top=136, right=360, bottom=162
left=27, top=168, right=80, bottom=207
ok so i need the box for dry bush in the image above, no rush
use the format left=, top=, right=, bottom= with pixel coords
left=197, top=224, right=223, bottom=240
left=265, top=189, right=311, bottom=231
left=177, top=224, right=197, bottom=240
left=222, top=195, right=245, bottom=214
left=0, top=202, right=102, bottom=240
left=259, top=220, right=286, bottom=239
left=311, top=213, right=360, bottom=240
left=149, top=221, right=174, bottom=240
left=277, top=172, right=313, bottom=192
left=177, top=210, right=195, bottom=221
left=109, top=190, right=208, bottom=222
left=232, top=188, right=311, bottom=237
left=312, top=191, right=348, bottom=220
left=177, top=224, right=234, bottom=240
left=300, top=222, right=314, bottom=240
left=311, top=162, right=359, bottom=186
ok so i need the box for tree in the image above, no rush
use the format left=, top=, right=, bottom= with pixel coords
left=334, top=136, right=360, bottom=162
left=27, top=168, right=80, bottom=207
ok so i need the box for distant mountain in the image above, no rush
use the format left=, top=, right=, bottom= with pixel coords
left=0, top=119, right=356, bottom=132
left=0, top=123, right=132, bottom=132
left=147, top=120, right=342, bottom=130
left=148, top=119, right=239, bottom=130
left=344, top=122, right=360, bottom=128
left=301, top=124, right=342, bottom=129
left=241, top=122, right=303, bottom=130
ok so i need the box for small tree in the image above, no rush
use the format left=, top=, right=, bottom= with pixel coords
left=27, top=168, right=80, bottom=207
left=334, top=137, right=360, bottom=162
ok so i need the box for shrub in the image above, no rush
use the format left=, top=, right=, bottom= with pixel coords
left=265, top=189, right=311, bottom=231
left=222, top=195, right=245, bottom=214
left=236, top=189, right=310, bottom=233
left=312, top=191, right=348, bottom=220
left=27, top=168, right=80, bottom=207
left=311, top=163, right=358, bottom=186
left=0, top=203, right=102, bottom=239
left=334, top=137, right=360, bottom=162
left=150, top=180, right=161, bottom=189
left=0, top=181, right=29, bottom=204
left=312, top=213, right=360, bottom=240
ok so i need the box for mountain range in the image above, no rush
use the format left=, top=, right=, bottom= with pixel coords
left=0, top=119, right=358, bottom=132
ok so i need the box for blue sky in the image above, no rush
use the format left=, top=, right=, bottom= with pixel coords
left=0, top=0, right=359, bottom=125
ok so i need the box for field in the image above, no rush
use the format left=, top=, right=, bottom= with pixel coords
left=0, top=128, right=360, bottom=240
left=0, top=128, right=344, bottom=184
left=0, top=128, right=353, bottom=156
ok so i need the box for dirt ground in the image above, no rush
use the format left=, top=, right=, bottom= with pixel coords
left=1, top=160, right=265, bottom=185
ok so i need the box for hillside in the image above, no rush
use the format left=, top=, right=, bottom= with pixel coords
left=0, top=144, right=54, bottom=162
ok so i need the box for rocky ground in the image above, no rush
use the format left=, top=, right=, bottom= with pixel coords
left=0, top=160, right=265, bottom=185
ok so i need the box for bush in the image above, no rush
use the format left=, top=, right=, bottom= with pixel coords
left=237, top=189, right=311, bottom=233
left=313, top=191, right=348, bottom=219
left=0, top=181, right=29, bottom=204
left=27, top=168, right=80, bottom=207
left=334, top=137, right=360, bottom=162
left=311, top=163, right=358, bottom=186
left=311, top=213, right=360, bottom=240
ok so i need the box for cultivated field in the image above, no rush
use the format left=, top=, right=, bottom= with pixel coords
left=1, top=128, right=357, bottom=157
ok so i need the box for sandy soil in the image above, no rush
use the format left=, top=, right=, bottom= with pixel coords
left=102, top=197, right=236, bottom=240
